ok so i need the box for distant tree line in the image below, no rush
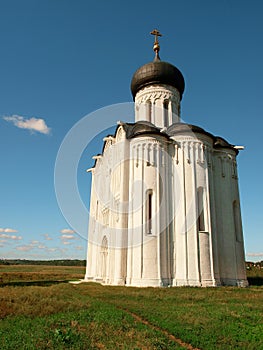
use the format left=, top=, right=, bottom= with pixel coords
left=246, top=261, right=263, bottom=269
left=1, top=259, right=262, bottom=268
left=0, top=259, right=86, bottom=266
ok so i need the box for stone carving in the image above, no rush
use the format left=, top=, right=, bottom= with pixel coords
left=136, top=84, right=180, bottom=105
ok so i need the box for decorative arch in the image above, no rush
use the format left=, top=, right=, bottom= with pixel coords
left=103, top=140, right=113, bottom=153
left=115, top=126, right=126, bottom=142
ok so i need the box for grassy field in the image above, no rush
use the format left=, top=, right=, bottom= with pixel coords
left=0, top=265, right=262, bottom=349
left=0, top=264, right=85, bottom=284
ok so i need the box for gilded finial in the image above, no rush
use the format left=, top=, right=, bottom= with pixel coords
left=150, top=29, right=162, bottom=61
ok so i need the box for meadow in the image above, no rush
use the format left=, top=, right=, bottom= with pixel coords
left=0, top=265, right=262, bottom=349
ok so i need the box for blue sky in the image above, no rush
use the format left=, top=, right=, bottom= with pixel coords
left=0, top=0, right=262, bottom=261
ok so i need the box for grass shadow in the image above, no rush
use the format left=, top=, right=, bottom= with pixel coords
left=247, top=276, right=263, bottom=286
left=0, top=280, right=71, bottom=287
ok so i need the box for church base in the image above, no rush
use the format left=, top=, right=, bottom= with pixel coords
left=220, top=278, right=249, bottom=287
left=105, top=278, right=126, bottom=286
left=237, top=279, right=249, bottom=287
left=84, top=277, right=126, bottom=286
left=201, top=279, right=221, bottom=287
left=172, top=278, right=221, bottom=287
left=84, top=275, right=95, bottom=281
left=126, top=278, right=170, bottom=287
left=84, top=276, right=248, bottom=288
left=173, top=279, right=201, bottom=287
left=83, top=277, right=105, bottom=283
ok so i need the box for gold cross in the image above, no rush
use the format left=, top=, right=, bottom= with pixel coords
left=150, top=29, right=162, bottom=44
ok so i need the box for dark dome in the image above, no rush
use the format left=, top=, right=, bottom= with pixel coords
left=131, top=60, right=185, bottom=100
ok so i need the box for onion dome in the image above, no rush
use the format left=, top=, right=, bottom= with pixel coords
left=131, top=30, right=185, bottom=100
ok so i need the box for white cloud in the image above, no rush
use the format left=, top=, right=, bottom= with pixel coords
left=16, top=243, right=46, bottom=251
left=246, top=252, right=263, bottom=257
left=43, top=233, right=52, bottom=241
left=3, top=115, right=51, bottom=135
left=11, top=235, right=22, bottom=240
left=0, top=228, right=21, bottom=242
left=0, top=227, right=18, bottom=233
left=59, top=248, right=68, bottom=253
left=60, top=229, right=75, bottom=234
left=48, top=248, right=58, bottom=252
left=61, top=234, right=75, bottom=240
left=16, top=245, right=33, bottom=252
left=62, top=241, right=72, bottom=245
left=75, top=245, right=84, bottom=250
left=0, top=233, right=22, bottom=240
left=30, top=240, right=39, bottom=245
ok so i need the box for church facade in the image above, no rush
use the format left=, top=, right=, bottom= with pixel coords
left=84, top=32, right=248, bottom=287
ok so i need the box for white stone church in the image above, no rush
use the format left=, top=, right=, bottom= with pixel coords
left=84, top=31, right=248, bottom=287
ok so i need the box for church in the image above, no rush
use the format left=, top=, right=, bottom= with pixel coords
left=84, top=30, right=248, bottom=287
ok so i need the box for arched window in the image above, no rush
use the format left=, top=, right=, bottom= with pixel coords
left=197, top=187, right=205, bottom=231
left=146, top=100, right=152, bottom=122
left=146, top=190, right=153, bottom=234
left=163, top=100, right=169, bottom=127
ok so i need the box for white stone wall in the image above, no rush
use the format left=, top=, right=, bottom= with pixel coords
left=212, top=148, right=248, bottom=286
left=126, top=135, right=171, bottom=287
left=85, top=131, right=130, bottom=285
left=85, top=74, right=247, bottom=288
left=168, top=133, right=215, bottom=286
left=85, top=126, right=248, bottom=287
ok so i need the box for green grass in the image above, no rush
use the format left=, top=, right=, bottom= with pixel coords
left=0, top=301, right=182, bottom=349
left=0, top=265, right=262, bottom=349
left=0, top=264, right=85, bottom=284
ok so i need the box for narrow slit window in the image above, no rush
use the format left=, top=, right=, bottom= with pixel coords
left=197, top=187, right=205, bottom=231
left=147, top=190, right=153, bottom=234
left=233, top=200, right=242, bottom=242
left=146, top=100, right=152, bottom=122
left=116, top=200, right=120, bottom=222
left=163, top=100, right=169, bottom=127
left=96, top=200, right=99, bottom=220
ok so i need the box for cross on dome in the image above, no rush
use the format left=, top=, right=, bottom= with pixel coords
left=150, top=29, right=162, bottom=60
left=150, top=29, right=162, bottom=43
